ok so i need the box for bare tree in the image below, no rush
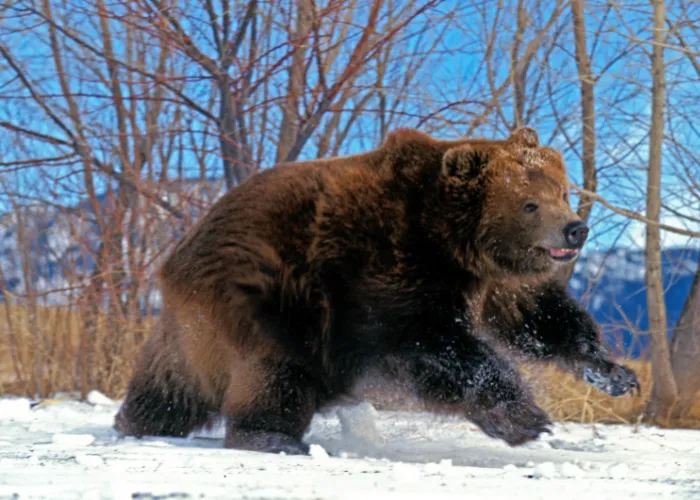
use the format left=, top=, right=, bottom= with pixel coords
left=0, top=0, right=458, bottom=397
left=644, top=0, right=678, bottom=422
left=277, top=0, right=313, bottom=163
left=663, top=1, right=700, bottom=420
left=0, top=0, right=697, bottom=422
left=556, top=0, right=597, bottom=283
left=670, top=269, right=700, bottom=419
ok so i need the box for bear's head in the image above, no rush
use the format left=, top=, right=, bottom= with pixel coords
left=438, top=127, right=587, bottom=277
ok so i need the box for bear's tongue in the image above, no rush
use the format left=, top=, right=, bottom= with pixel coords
left=548, top=248, right=578, bottom=258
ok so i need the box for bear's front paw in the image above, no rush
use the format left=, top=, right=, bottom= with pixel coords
left=468, top=397, right=552, bottom=447
left=583, top=362, right=640, bottom=397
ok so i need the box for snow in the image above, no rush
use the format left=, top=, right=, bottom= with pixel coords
left=0, top=395, right=699, bottom=499
left=309, top=444, right=331, bottom=461
left=559, top=461, right=585, bottom=478
left=86, top=390, right=116, bottom=406
left=532, top=461, right=558, bottom=478
left=50, top=432, right=96, bottom=447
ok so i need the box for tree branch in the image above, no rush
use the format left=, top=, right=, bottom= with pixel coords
left=572, top=186, right=700, bottom=239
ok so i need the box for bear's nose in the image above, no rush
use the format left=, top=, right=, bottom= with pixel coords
left=564, top=221, right=589, bottom=248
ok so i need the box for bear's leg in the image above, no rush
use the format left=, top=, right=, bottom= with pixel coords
left=223, top=359, right=318, bottom=455
left=489, top=281, right=640, bottom=397
left=387, top=330, right=551, bottom=446
left=114, top=338, right=215, bottom=439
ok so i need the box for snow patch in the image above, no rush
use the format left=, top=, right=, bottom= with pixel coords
left=51, top=433, right=95, bottom=447
left=74, top=453, right=105, bottom=467
left=560, top=462, right=585, bottom=478
left=86, top=390, right=115, bottom=406
left=0, top=398, right=31, bottom=420
left=424, top=458, right=453, bottom=474
left=0, top=398, right=699, bottom=498
left=309, top=443, right=330, bottom=461
left=392, top=462, right=419, bottom=482
left=337, top=401, right=382, bottom=444
left=532, top=461, right=557, bottom=478
left=608, top=463, right=630, bottom=479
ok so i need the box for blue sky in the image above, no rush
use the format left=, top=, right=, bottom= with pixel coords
left=0, top=0, right=697, bottom=252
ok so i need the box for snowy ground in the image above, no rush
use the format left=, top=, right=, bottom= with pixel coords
left=0, top=392, right=699, bottom=499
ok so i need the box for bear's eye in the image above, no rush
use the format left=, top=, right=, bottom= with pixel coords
left=563, top=191, right=569, bottom=202
left=522, top=202, right=539, bottom=213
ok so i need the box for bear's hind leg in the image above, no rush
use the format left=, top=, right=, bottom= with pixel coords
left=223, top=359, right=318, bottom=455
left=114, top=340, right=215, bottom=439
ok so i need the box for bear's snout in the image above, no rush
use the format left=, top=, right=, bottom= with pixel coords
left=563, top=221, right=589, bottom=248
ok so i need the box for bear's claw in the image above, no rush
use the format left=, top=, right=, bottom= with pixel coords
left=583, top=362, right=640, bottom=397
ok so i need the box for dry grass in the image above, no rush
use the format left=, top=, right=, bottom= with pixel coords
left=525, top=361, right=652, bottom=425
left=0, top=303, right=80, bottom=396
left=0, top=302, right=151, bottom=399
left=1, top=304, right=699, bottom=428
left=525, top=360, right=700, bottom=428
left=530, top=361, right=657, bottom=425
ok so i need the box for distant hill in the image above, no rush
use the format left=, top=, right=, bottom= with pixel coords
left=569, top=247, right=698, bottom=358
left=0, top=182, right=697, bottom=359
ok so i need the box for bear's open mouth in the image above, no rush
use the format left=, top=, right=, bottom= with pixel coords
left=547, top=248, right=579, bottom=261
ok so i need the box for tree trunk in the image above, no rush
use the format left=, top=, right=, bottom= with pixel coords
left=665, top=0, right=700, bottom=422
left=557, top=0, right=597, bottom=284
left=277, top=0, right=312, bottom=163
left=219, top=77, right=252, bottom=188
left=78, top=243, right=105, bottom=400
left=510, top=0, right=527, bottom=129
left=669, top=264, right=700, bottom=418
left=645, top=0, right=678, bottom=423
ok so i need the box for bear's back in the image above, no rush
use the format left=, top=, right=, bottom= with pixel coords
left=158, top=149, right=390, bottom=298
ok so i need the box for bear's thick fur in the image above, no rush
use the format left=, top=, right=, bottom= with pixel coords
left=114, top=127, right=639, bottom=454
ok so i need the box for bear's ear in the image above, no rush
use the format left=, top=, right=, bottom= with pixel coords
left=508, top=127, right=540, bottom=148
left=442, top=145, right=491, bottom=180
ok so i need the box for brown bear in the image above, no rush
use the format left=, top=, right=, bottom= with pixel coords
left=114, top=127, right=639, bottom=455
